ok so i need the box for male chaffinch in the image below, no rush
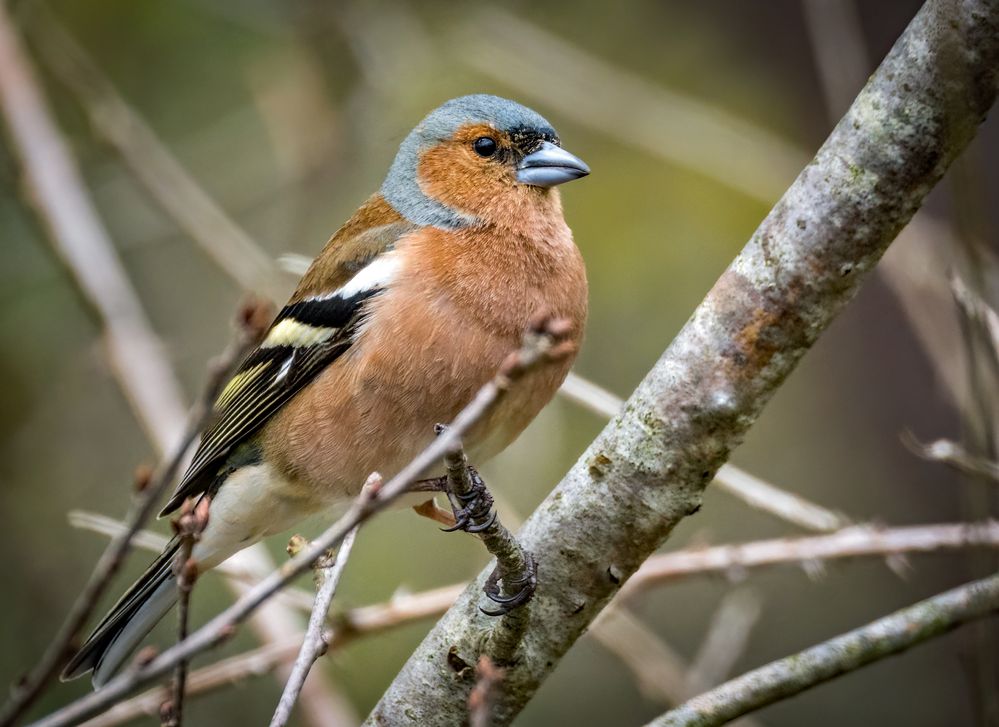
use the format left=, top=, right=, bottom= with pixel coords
left=63, top=94, right=589, bottom=687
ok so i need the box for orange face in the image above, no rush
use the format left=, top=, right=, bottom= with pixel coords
left=416, top=123, right=557, bottom=228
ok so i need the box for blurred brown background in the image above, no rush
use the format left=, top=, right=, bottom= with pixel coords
left=2, top=1, right=998, bottom=725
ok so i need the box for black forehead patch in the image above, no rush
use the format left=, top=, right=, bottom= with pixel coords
left=508, top=126, right=560, bottom=153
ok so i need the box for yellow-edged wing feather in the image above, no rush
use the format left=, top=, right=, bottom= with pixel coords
left=159, top=196, right=414, bottom=516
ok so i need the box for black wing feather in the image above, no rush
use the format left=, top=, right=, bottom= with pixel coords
left=160, top=288, right=378, bottom=516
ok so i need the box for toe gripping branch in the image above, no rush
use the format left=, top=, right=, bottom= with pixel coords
left=434, top=424, right=538, bottom=617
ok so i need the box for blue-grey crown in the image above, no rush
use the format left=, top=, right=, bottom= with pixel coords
left=381, top=95, right=557, bottom=229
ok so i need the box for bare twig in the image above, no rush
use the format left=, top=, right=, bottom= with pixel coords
left=560, top=372, right=848, bottom=531
left=621, top=521, right=999, bottom=594
left=450, top=7, right=806, bottom=203
left=903, top=433, right=999, bottom=485
left=268, top=480, right=368, bottom=727
left=29, top=8, right=283, bottom=300
left=0, top=293, right=260, bottom=727
left=161, top=499, right=211, bottom=727
left=79, top=583, right=467, bottom=727
left=32, top=318, right=572, bottom=727
left=468, top=657, right=504, bottom=727
left=75, top=514, right=999, bottom=611
left=80, top=639, right=302, bottom=727
left=78, top=518, right=999, bottom=726
left=687, top=589, right=763, bottom=693
left=647, top=571, right=999, bottom=727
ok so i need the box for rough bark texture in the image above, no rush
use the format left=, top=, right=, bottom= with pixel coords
left=367, top=1, right=999, bottom=724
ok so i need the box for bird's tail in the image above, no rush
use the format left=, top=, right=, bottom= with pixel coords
left=61, top=538, right=181, bottom=688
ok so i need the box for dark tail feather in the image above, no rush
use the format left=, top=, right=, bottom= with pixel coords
left=61, top=538, right=181, bottom=687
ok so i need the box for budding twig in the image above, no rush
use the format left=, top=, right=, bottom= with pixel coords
left=161, top=499, right=211, bottom=727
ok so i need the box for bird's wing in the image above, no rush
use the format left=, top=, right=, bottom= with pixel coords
left=160, top=198, right=414, bottom=516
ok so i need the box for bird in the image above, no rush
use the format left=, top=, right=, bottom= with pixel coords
left=62, top=94, right=590, bottom=688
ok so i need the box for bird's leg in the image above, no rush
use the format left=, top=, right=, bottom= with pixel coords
left=410, top=471, right=495, bottom=533
left=431, top=425, right=537, bottom=617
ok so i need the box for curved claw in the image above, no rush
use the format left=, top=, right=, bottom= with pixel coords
left=480, top=554, right=537, bottom=616
left=465, top=509, right=497, bottom=533
left=479, top=603, right=514, bottom=617
left=480, top=582, right=535, bottom=616
left=484, top=583, right=532, bottom=605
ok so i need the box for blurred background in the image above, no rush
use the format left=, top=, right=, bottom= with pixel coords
left=2, top=1, right=998, bottom=725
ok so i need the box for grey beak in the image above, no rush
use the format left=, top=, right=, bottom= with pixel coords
left=516, top=141, right=590, bottom=187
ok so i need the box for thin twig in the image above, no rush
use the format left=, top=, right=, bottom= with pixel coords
left=161, top=499, right=211, bottom=727
left=903, top=433, right=999, bottom=486
left=74, top=515, right=999, bottom=611
left=686, top=589, right=763, bottom=693
left=621, top=521, right=999, bottom=594
left=79, top=583, right=465, bottom=727
left=646, top=571, right=999, bottom=727
left=29, top=8, right=283, bottom=300
left=32, top=317, right=572, bottom=727
left=80, top=639, right=302, bottom=727
left=560, top=372, right=848, bottom=531
left=450, top=6, right=807, bottom=204
left=78, top=518, right=999, bottom=726
left=268, top=480, right=369, bottom=727
left=0, top=6, right=298, bottom=723
left=468, top=656, right=504, bottom=727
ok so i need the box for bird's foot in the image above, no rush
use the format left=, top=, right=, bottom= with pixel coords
left=480, top=551, right=537, bottom=616
left=440, top=466, right=496, bottom=534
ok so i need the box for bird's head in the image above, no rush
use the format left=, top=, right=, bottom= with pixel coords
left=382, top=94, right=589, bottom=230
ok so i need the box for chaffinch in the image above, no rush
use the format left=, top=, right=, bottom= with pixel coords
left=64, top=94, right=590, bottom=687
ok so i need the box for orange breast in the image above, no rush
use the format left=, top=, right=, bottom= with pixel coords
left=261, top=220, right=587, bottom=503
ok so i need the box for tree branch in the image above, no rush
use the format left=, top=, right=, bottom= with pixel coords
left=647, top=571, right=999, bottom=726
left=559, top=373, right=847, bottom=531
left=269, top=512, right=363, bottom=727
left=161, top=499, right=211, bottom=727
left=367, top=2, right=999, bottom=723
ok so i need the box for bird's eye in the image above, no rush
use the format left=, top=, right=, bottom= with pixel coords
left=473, top=137, right=497, bottom=157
